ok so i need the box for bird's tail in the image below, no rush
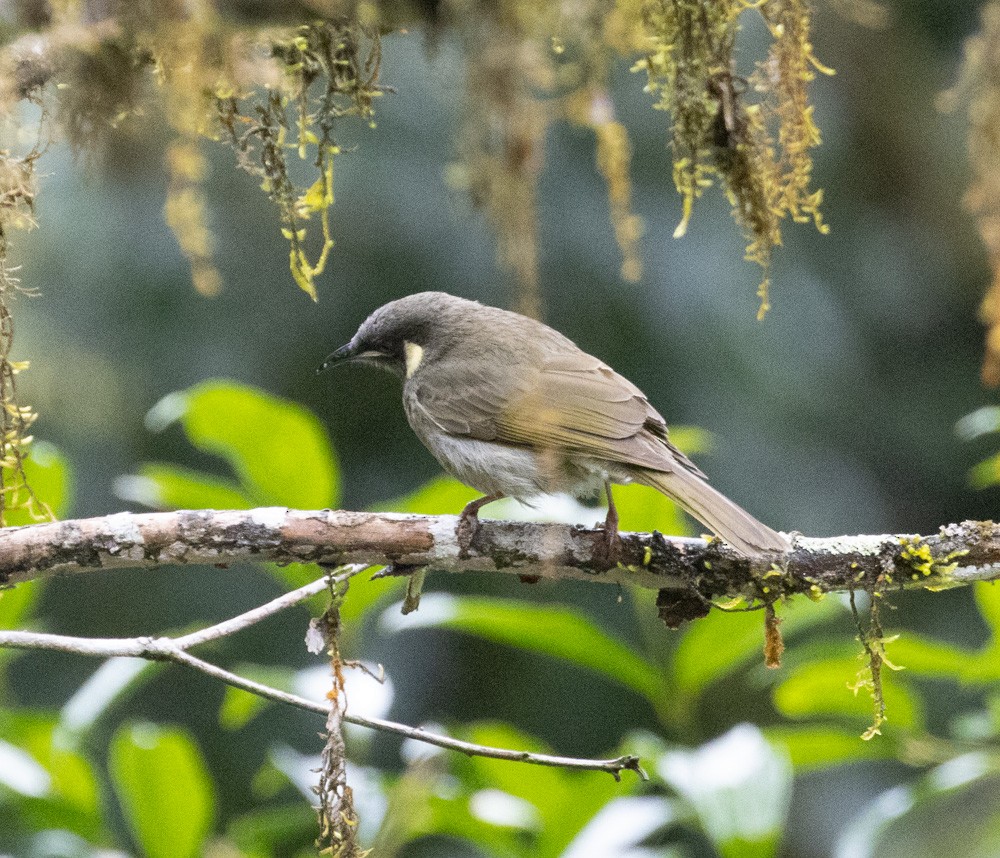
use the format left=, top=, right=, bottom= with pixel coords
left=635, top=467, right=790, bottom=555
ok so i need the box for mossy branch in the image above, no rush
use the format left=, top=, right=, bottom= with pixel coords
left=1, top=510, right=998, bottom=626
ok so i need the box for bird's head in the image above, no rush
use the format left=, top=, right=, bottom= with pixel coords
left=318, top=292, right=484, bottom=379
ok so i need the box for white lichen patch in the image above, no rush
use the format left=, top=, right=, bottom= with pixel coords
left=951, top=563, right=1000, bottom=584
left=428, top=515, right=461, bottom=563
left=796, top=534, right=901, bottom=556
left=249, top=507, right=288, bottom=530
left=102, top=512, right=144, bottom=546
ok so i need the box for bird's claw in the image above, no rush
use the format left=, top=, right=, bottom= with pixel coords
left=456, top=510, right=480, bottom=558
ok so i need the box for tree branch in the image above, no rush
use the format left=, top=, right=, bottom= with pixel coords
left=1, top=509, right=998, bottom=624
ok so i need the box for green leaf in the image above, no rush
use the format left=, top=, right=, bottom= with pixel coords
left=837, top=759, right=1000, bottom=858
left=227, top=803, right=318, bottom=857
left=610, top=426, right=711, bottom=534
left=773, top=657, right=923, bottom=732
left=0, top=579, right=40, bottom=630
left=657, top=724, right=791, bottom=858
left=60, top=658, right=164, bottom=741
left=376, top=475, right=481, bottom=515
left=884, top=634, right=976, bottom=680
left=119, top=464, right=251, bottom=510
left=971, top=451, right=1000, bottom=489
left=5, top=440, right=72, bottom=525
left=385, top=594, right=662, bottom=703
left=0, top=712, right=103, bottom=839
left=458, top=722, right=624, bottom=857
left=154, top=381, right=338, bottom=508
left=218, top=665, right=294, bottom=730
left=765, top=725, right=895, bottom=771
left=975, top=582, right=1000, bottom=647
left=110, top=722, right=215, bottom=858
left=611, top=482, right=689, bottom=536
left=673, top=596, right=843, bottom=696
left=957, top=406, right=1000, bottom=441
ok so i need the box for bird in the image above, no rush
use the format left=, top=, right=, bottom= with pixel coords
left=319, top=292, right=789, bottom=557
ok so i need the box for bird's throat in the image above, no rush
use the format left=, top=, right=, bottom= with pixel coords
left=404, top=341, right=425, bottom=378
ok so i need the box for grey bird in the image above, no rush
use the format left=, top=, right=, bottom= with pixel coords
left=320, top=292, right=789, bottom=556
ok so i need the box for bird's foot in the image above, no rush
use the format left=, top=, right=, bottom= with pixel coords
left=593, top=523, right=622, bottom=570
left=456, top=493, right=504, bottom=558
left=593, top=482, right=622, bottom=569
left=456, top=508, right=480, bottom=558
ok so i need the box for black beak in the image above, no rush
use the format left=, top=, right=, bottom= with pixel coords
left=317, top=342, right=356, bottom=373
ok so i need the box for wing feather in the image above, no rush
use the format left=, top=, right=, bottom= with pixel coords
left=406, top=345, right=703, bottom=477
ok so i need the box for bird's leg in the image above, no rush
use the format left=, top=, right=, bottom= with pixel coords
left=456, top=492, right=505, bottom=557
left=596, top=480, right=621, bottom=568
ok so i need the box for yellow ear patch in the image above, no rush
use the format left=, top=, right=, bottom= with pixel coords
left=404, top=341, right=424, bottom=378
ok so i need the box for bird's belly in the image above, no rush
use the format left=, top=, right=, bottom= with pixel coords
left=417, top=431, right=552, bottom=498
left=414, top=426, right=630, bottom=502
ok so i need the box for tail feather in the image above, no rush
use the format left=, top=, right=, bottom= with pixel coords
left=636, top=467, right=789, bottom=555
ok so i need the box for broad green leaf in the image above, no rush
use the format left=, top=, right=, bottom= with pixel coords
left=975, top=582, right=1000, bottom=646
left=110, top=722, right=215, bottom=858
left=461, top=722, right=625, bottom=858
left=227, top=803, right=318, bottom=858
left=957, top=406, right=1000, bottom=441
left=60, top=658, right=163, bottom=741
left=6, top=440, right=72, bottom=525
left=970, top=451, right=1000, bottom=489
left=657, top=724, right=791, bottom=858
left=339, top=568, right=404, bottom=626
left=773, top=657, right=923, bottom=732
left=0, top=712, right=103, bottom=839
left=611, top=482, right=688, bottom=536
left=120, top=464, right=250, bottom=510
left=377, top=475, right=481, bottom=515
left=155, top=381, right=338, bottom=509
left=218, top=665, right=295, bottom=730
left=673, top=596, right=843, bottom=696
left=884, top=634, right=975, bottom=680
left=423, top=791, right=529, bottom=858
left=386, top=594, right=662, bottom=703
left=219, top=689, right=269, bottom=732
left=765, top=725, right=894, bottom=771
left=0, top=579, right=40, bottom=629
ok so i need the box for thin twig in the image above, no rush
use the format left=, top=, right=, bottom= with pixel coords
left=0, top=571, right=647, bottom=781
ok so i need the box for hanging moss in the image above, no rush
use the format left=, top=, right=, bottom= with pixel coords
left=947, top=1, right=1000, bottom=386
left=0, top=125, right=50, bottom=525
left=635, top=0, right=831, bottom=316
left=216, top=21, right=385, bottom=300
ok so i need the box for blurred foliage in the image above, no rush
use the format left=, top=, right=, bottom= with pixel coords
left=3, top=0, right=1000, bottom=855
left=948, top=1, right=1000, bottom=386
left=8, top=384, right=1000, bottom=855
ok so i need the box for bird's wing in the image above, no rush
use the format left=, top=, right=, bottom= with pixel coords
left=407, top=348, right=703, bottom=477
left=497, top=353, right=703, bottom=475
